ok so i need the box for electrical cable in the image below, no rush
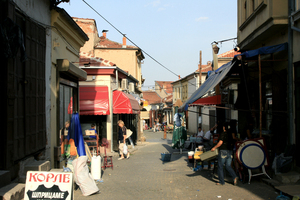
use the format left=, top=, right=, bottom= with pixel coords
left=81, top=0, right=207, bottom=90
left=82, top=0, right=179, bottom=77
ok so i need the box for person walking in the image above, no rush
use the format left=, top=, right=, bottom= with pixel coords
left=211, top=122, right=238, bottom=186
left=117, top=120, right=130, bottom=160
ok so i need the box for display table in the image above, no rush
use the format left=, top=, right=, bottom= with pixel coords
left=189, top=137, right=203, bottom=143
left=188, top=137, right=203, bottom=150
left=193, top=150, right=204, bottom=168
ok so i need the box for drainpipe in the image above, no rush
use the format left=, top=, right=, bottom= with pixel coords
left=116, top=69, right=119, bottom=89
left=110, top=69, right=119, bottom=151
left=288, top=0, right=295, bottom=144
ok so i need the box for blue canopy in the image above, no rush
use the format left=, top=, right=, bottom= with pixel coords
left=235, top=42, right=288, bottom=58
left=179, top=43, right=287, bottom=111
left=180, top=60, right=237, bottom=111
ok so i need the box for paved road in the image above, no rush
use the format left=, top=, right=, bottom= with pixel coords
left=74, top=130, right=279, bottom=200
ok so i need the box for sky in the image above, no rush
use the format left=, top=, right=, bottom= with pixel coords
left=59, top=0, right=237, bottom=90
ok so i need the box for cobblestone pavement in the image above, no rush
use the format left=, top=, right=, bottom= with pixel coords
left=74, top=130, right=279, bottom=200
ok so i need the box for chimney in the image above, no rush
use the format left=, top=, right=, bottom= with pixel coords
left=122, top=36, right=126, bottom=48
left=102, top=30, right=108, bottom=38
left=178, top=75, right=181, bottom=79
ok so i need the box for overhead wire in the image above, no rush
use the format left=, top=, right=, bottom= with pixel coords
left=82, top=0, right=179, bottom=77
left=82, top=0, right=205, bottom=89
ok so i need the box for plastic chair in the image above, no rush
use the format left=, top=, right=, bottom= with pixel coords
left=101, top=138, right=113, bottom=170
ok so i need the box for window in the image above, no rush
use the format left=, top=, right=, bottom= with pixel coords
left=296, top=0, right=300, bottom=10
left=244, top=0, right=247, bottom=20
left=59, top=84, right=73, bottom=130
left=251, top=0, right=255, bottom=13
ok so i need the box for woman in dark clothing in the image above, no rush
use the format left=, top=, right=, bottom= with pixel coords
left=117, top=120, right=130, bottom=160
left=211, top=122, right=238, bottom=185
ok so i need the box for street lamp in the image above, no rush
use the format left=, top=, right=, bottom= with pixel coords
left=212, top=42, right=219, bottom=70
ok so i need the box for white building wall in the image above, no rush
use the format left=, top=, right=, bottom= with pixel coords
left=187, top=76, right=198, bottom=133
left=201, top=106, right=217, bottom=133
left=14, top=0, right=52, bottom=161
left=187, top=78, right=197, bottom=98
left=188, top=106, right=198, bottom=134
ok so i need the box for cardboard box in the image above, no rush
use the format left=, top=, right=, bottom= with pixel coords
left=200, top=149, right=218, bottom=161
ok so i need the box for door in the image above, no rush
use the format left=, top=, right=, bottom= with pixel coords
left=2, top=10, right=46, bottom=173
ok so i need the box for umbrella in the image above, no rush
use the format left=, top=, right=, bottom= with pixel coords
left=68, top=113, right=86, bottom=156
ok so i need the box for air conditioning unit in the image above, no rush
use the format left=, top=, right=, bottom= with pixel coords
left=121, top=79, right=128, bottom=90
left=129, top=82, right=135, bottom=93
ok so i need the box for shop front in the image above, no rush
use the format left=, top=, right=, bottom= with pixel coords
left=112, top=90, right=140, bottom=151
left=79, top=86, right=110, bottom=146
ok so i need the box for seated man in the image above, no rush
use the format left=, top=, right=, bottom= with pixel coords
left=190, top=127, right=204, bottom=150
left=196, top=127, right=204, bottom=138
left=203, top=128, right=214, bottom=150
left=89, top=124, right=98, bottom=139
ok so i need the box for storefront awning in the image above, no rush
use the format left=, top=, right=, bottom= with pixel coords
left=235, top=43, right=288, bottom=58
left=190, top=95, right=221, bottom=106
left=180, top=60, right=236, bottom=111
left=79, top=86, right=110, bottom=115
left=113, top=90, right=140, bottom=114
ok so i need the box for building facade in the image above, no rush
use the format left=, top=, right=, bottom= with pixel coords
left=236, top=0, right=299, bottom=168
left=51, top=7, right=88, bottom=168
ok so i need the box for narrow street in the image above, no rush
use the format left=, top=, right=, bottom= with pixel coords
left=74, top=130, right=279, bottom=200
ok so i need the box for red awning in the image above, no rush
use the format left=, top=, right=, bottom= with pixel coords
left=113, top=90, right=140, bottom=114
left=80, top=86, right=110, bottom=115
left=191, top=95, right=221, bottom=106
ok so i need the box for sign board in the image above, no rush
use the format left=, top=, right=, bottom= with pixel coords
left=24, top=171, right=73, bottom=200
left=85, top=130, right=95, bottom=136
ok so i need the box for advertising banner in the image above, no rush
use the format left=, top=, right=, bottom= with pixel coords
left=24, top=171, right=73, bottom=200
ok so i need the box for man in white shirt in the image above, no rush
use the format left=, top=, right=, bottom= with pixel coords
left=203, top=127, right=215, bottom=149
left=196, top=127, right=204, bottom=137
left=203, top=129, right=212, bottom=141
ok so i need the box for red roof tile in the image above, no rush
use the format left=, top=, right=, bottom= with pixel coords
left=143, top=91, right=162, bottom=104
left=73, top=18, right=97, bottom=35
left=218, top=49, right=239, bottom=58
left=95, top=37, right=137, bottom=49
left=155, top=81, right=173, bottom=94
left=196, top=64, right=212, bottom=73
left=79, top=52, right=116, bottom=67
left=164, top=94, right=173, bottom=103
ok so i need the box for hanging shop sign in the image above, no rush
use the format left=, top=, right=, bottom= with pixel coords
left=24, top=171, right=73, bottom=200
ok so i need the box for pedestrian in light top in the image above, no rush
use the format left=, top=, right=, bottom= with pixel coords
left=117, top=120, right=130, bottom=160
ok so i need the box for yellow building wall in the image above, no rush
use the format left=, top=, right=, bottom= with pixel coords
left=50, top=10, right=87, bottom=168
left=94, top=49, right=141, bottom=84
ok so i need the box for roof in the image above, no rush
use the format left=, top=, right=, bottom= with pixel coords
left=196, top=64, right=212, bottom=73
left=155, top=81, right=173, bottom=94
left=55, top=8, right=89, bottom=41
left=218, top=49, right=240, bottom=58
left=79, top=52, right=116, bottom=67
left=73, top=17, right=98, bottom=36
left=95, top=36, right=137, bottom=49
left=163, top=94, right=173, bottom=103
left=142, top=91, right=162, bottom=104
